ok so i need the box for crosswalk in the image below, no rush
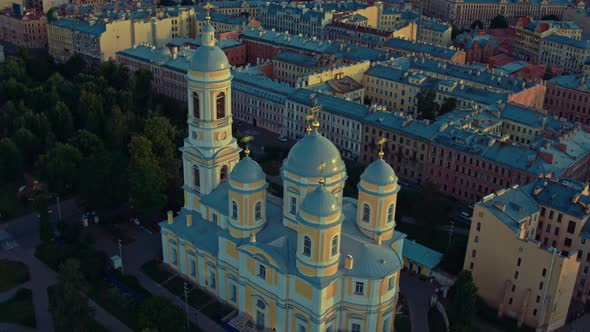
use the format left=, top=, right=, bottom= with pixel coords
left=0, top=230, right=19, bottom=251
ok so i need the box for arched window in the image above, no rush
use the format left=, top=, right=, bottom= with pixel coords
left=216, top=92, right=225, bottom=119
left=255, top=201, right=262, bottom=221
left=193, top=167, right=200, bottom=187
left=231, top=201, right=238, bottom=220
left=362, top=203, right=370, bottom=223
left=387, top=204, right=395, bottom=223
left=193, top=92, right=200, bottom=119
left=220, top=165, right=229, bottom=181
left=256, top=299, right=266, bottom=310
left=303, top=236, right=312, bottom=257
left=331, top=235, right=339, bottom=257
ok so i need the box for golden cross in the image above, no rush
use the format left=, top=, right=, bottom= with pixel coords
left=240, top=135, right=254, bottom=156
left=318, top=162, right=327, bottom=185
left=377, top=137, right=387, bottom=159
left=203, top=2, right=215, bottom=19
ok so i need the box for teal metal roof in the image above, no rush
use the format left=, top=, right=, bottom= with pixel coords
left=361, top=158, right=398, bottom=186
left=299, top=186, right=340, bottom=217
left=229, top=156, right=266, bottom=184
left=283, top=130, right=346, bottom=178
left=402, top=240, right=443, bottom=270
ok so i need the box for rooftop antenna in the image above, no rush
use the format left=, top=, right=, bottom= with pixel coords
left=240, top=135, right=254, bottom=156
left=377, top=137, right=387, bottom=159
left=318, top=162, right=327, bottom=186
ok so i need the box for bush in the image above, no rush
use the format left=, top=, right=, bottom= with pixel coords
left=476, top=297, right=533, bottom=332
left=0, top=288, right=35, bottom=327
left=0, top=260, right=30, bottom=292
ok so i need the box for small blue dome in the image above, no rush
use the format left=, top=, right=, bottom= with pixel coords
left=300, top=186, right=340, bottom=217
left=229, top=157, right=265, bottom=184
left=361, top=158, right=397, bottom=186
left=284, top=131, right=345, bottom=178
left=188, top=45, right=230, bottom=72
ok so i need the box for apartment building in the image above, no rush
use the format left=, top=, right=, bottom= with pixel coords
left=383, top=38, right=466, bottom=65
left=419, top=19, right=452, bottom=47
left=378, top=8, right=418, bottom=31
left=429, top=0, right=572, bottom=29
left=0, top=8, right=47, bottom=48
left=539, top=35, right=590, bottom=73
left=203, top=0, right=257, bottom=18
left=323, top=21, right=416, bottom=49
left=562, top=7, right=590, bottom=35
left=544, top=75, right=590, bottom=125
left=513, top=18, right=582, bottom=62
left=464, top=180, right=581, bottom=331
left=195, top=12, right=251, bottom=36
left=272, top=51, right=321, bottom=86
left=256, top=2, right=334, bottom=38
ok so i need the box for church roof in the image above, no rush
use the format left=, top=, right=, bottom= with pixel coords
left=361, top=158, right=398, bottom=186
left=283, top=130, right=345, bottom=178
left=300, top=186, right=340, bottom=217
left=229, top=156, right=265, bottom=184
left=188, top=45, right=230, bottom=72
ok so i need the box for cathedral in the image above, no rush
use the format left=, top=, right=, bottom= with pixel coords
left=160, top=13, right=404, bottom=332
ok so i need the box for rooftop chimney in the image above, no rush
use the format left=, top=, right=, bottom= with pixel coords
left=186, top=214, right=192, bottom=227
left=167, top=210, right=173, bottom=224
left=250, top=233, right=256, bottom=243
left=344, top=254, right=354, bottom=270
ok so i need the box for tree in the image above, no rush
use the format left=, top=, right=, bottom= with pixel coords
left=69, top=130, right=105, bottom=157
left=138, top=296, right=185, bottom=332
left=470, top=20, right=483, bottom=30
left=490, top=15, right=508, bottom=29
left=416, top=87, right=439, bottom=120
left=34, top=194, right=52, bottom=242
left=542, top=65, right=553, bottom=81
left=48, top=101, right=74, bottom=141
left=12, top=127, right=41, bottom=166
left=106, top=105, right=131, bottom=150
left=77, top=91, right=105, bottom=135
left=0, top=138, right=23, bottom=181
left=541, top=14, right=560, bottom=21
left=439, top=97, right=457, bottom=115
left=128, top=135, right=166, bottom=221
left=79, top=150, right=114, bottom=211
left=449, top=271, right=478, bottom=331
left=131, top=69, right=153, bottom=114
left=51, top=259, right=95, bottom=332
left=36, top=143, right=82, bottom=194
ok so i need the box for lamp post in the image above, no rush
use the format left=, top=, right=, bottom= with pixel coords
left=118, top=239, right=124, bottom=275
left=55, top=194, right=62, bottom=222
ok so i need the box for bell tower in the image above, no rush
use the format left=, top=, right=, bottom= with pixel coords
left=182, top=3, right=241, bottom=211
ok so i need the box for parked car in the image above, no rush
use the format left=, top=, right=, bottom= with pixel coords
left=277, top=136, right=288, bottom=142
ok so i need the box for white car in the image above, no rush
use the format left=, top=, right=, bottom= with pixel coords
left=277, top=136, right=288, bottom=142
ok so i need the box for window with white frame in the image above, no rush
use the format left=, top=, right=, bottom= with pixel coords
left=354, top=281, right=365, bottom=295
left=255, top=201, right=262, bottom=221
left=290, top=196, right=297, bottom=214
left=362, top=203, right=370, bottom=223
left=189, top=259, right=196, bottom=277
left=232, top=201, right=238, bottom=220
left=303, top=236, right=312, bottom=257
left=388, top=276, right=394, bottom=290
left=387, top=204, right=395, bottom=223
left=331, top=235, right=339, bottom=257
left=209, top=269, right=216, bottom=289
left=170, top=245, right=178, bottom=265
left=258, top=264, right=266, bottom=280
left=351, top=322, right=362, bottom=332
left=230, top=284, right=237, bottom=302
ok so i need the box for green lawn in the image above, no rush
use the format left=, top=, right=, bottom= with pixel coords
left=0, top=260, right=30, bottom=292
left=0, top=288, right=35, bottom=327
left=0, top=181, right=31, bottom=223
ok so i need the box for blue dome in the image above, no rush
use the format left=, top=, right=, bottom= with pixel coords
left=361, top=158, right=397, bottom=186
left=300, top=186, right=340, bottom=217
left=188, top=45, right=230, bottom=72
left=284, top=131, right=345, bottom=178
left=229, top=156, right=265, bottom=184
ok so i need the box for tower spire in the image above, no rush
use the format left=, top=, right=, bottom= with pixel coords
left=201, top=2, right=216, bottom=47
left=308, top=93, right=321, bottom=133
left=377, top=137, right=387, bottom=159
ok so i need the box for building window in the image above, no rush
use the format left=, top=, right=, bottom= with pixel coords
left=331, top=235, right=339, bottom=257
left=290, top=196, right=297, bottom=214
left=565, top=238, right=572, bottom=247
left=255, top=202, right=263, bottom=221
left=170, top=246, right=178, bottom=266
left=362, top=203, right=370, bottom=223
left=258, top=264, right=266, bottom=280
left=209, top=269, right=216, bottom=289
left=509, top=297, right=513, bottom=305
left=567, top=220, right=576, bottom=234
left=230, top=284, right=237, bottom=303
left=514, top=271, right=519, bottom=279
left=220, top=165, right=229, bottom=181
left=542, top=268, right=547, bottom=277
left=189, top=259, right=196, bottom=277
left=303, top=236, right=312, bottom=257
left=539, top=282, right=543, bottom=290
left=476, top=222, right=481, bottom=232
left=554, top=227, right=560, bottom=236
left=354, top=282, right=364, bottom=295
left=387, top=204, right=394, bottom=223
left=216, top=92, right=226, bottom=119
left=472, top=250, right=476, bottom=258
left=474, top=236, right=479, bottom=243
left=193, top=92, right=200, bottom=119
left=351, top=323, right=361, bottom=332
left=517, top=258, right=521, bottom=266
left=232, top=201, right=238, bottom=220
left=388, top=277, right=394, bottom=290
left=193, top=167, right=200, bottom=187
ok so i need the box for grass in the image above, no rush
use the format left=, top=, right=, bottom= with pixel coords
left=0, top=180, right=32, bottom=223
left=47, top=286, right=112, bottom=332
left=0, top=260, right=30, bottom=292
left=0, top=288, right=35, bottom=327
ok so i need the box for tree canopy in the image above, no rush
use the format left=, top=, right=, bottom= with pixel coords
left=138, top=296, right=185, bottom=332
left=449, top=271, right=478, bottom=331
left=470, top=20, right=483, bottom=30
left=416, top=87, right=439, bottom=120
left=490, top=15, right=508, bottom=29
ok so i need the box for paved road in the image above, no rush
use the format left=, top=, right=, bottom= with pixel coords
left=400, top=271, right=437, bottom=332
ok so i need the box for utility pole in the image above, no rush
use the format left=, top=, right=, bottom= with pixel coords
left=184, top=281, right=190, bottom=330
left=118, top=239, right=124, bottom=275
left=448, top=220, right=455, bottom=250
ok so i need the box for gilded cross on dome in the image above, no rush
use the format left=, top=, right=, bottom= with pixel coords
left=377, top=137, right=387, bottom=159
left=318, top=162, right=327, bottom=185
left=203, top=2, right=215, bottom=20
left=240, top=135, right=254, bottom=156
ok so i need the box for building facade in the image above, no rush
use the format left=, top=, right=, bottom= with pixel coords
left=160, top=17, right=405, bottom=332
left=539, top=35, right=590, bottom=73
left=544, top=75, right=590, bottom=125
left=0, top=8, right=47, bottom=48
left=454, top=31, right=498, bottom=64
left=513, top=18, right=582, bottom=63
left=464, top=180, right=582, bottom=331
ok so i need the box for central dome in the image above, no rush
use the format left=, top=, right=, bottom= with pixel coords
left=283, top=131, right=345, bottom=178
left=189, top=45, right=230, bottom=72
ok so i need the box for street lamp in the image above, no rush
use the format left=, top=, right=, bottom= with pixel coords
left=118, top=239, right=125, bottom=275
